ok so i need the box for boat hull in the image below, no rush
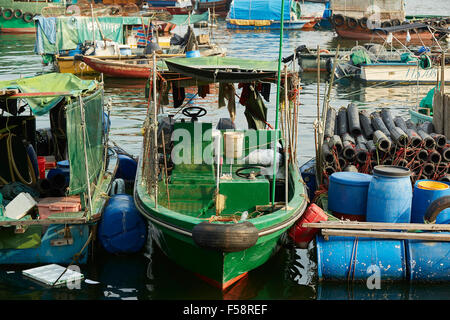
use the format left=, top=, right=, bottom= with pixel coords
left=0, top=224, right=92, bottom=265
left=194, top=0, right=231, bottom=17
left=334, top=24, right=436, bottom=44
left=139, top=208, right=286, bottom=289
left=134, top=156, right=307, bottom=289
left=83, top=56, right=152, bottom=78
left=0, top=16, right=35, bottom=34
left=360, top=63, right=450, bottom=84
left=226, top=20, right=308, bottom=30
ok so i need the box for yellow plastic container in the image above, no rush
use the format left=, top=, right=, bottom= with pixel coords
left=417, top=180, right=449, bottom=190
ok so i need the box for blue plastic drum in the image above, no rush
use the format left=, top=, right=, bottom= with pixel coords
left=366, top=166, right=412, bottom=223
left=411, top=180, right=450, bottom=224
left=406, top=235, right=450, bottom=282
left=316, top=234, right=407, bottom=281
left=328, top=172, right=372, bottom=217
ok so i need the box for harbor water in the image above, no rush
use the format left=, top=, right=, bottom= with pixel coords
left=0, top=0, right=449, bottom=300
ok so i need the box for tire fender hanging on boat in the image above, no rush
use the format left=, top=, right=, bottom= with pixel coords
left=2, top=8, right=13, bottom=20
left=13, top=9, right=22, bottom=19
left=424, top=195, right=450, bottom=224
left=346, top=17, right=358, bottom=29
left=192, top=221, right=259, bottom=253
left=22, top=12, right=33, bottom=23
left=332, top=14, right=346, bottom=27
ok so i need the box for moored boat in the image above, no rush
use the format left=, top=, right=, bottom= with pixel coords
left=0, top=0, right=64, bottom=34
left=226, top=0, right=314, bottom=30
left=134, top=56, right=307, bottom=289
left=193, top=0, right=232, bottom=17
left=0, top=73, right=116, bottom=264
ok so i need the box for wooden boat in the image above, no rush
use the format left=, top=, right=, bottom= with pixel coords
left=332, top=16, right=449, bottom=44
left=134, top=57, right=307, bottom=289
left=193, top=0, right=231, bottom=17
left=226, top=0, right=313, bottom=30
left=0, top=0, right=64, bottom=34
left=82, top=45, right=227, bottom=78
left=147, top=0, right=194, bottom=14
left=0, top=73, right=116, bottom=264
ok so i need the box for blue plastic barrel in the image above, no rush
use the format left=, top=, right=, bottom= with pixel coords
left=328, top=172, right=372, bottom=217
left=115, top=154, right=137, bottom=182
left=406, top=235, right=450, bottom=282
left=366, top=165, right=412, bottom=223
left=411, top=180, right=450, bottom=224
left=98, top=194, right=147, bottom=254
left=316, top=234, right=407, bottom=281
left=186, top=50, right=201, bottom=58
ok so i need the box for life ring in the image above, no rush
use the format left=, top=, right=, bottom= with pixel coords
left=424, top=195, right=450, bottom=223
left=347, top=17, right=358, bottom=29
left=319, top=49, right=330, bottom=54
left=13, top=8, right=22, bottom=19
left=22, top=12, right=33, bottom=23
left=359, top=17, right=368, bottom=29
left=192, top=221, right=259, bottom=252
left=381, top=20, right=392, bottom=28
left=78, top=61, right=87, bottom=71
left=2, top=8, right=13, bottom=20
left=332, top=14, right=346, bottom=27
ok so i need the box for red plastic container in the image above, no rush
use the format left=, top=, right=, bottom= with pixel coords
left=289, top=203, right=328, bottom=248
left=37, top=156, right=46, bottom=179
left=37, top=196, right=81, bottom=219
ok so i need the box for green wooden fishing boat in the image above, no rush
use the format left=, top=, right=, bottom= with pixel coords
left=134, top=56, right=307, bottom=290
left=0, top=0, right=63, bottom=34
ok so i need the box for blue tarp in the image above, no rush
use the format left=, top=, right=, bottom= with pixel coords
left=228, top=0, right=291, bottom=21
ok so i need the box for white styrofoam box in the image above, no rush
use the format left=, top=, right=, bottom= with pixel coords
left=5, top=192, right=37, bottom=220
left=23, top=264, right=84, bottom=287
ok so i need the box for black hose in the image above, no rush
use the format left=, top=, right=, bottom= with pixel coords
left=394, top=116, right=408, bottom=132
left=423, top=162, right=435, bottom=176
left=347, top=103, right=361, bottom=136
left=337, top=107, right=348, bottom=136
left=322, top=143, right=334, bottom=164
left=342, top=140, right=356, bottom=161
left=430, top=133, right=447, bottom=149
left=356, top=143, right=369, bottom=164
left=390, top=126, right=409, bottom=147
left=418, top=130, right=436, bottom=150
left=373, top=130, right=391, bottom=152
left=441, top=146, right=450, bottom=162
left=371, top=112, right=391, bottom=137
left=406, top=128, right=422, bottom=148
left=328, top=135, right=343, bottom=153
left=417, top=149, right=429, bottom=162
left=418, top=121, right=434, bottom=134
left=324, top=108, right=336, bottom=139
left=359, top=111, right=374, bottom=139
left=424, top=195, right=450, bottom=223
left=428, top=149, right=442, bottom=164
left=341, top=132, right=355, bottom=145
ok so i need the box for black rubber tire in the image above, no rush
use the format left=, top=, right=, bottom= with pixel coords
left=359, top=17, right=368, bottom=29
left=192, top=221, right=259, bottom=252
left=347, top=17, right=358, bottom=29
left=391, top=19, right=401, bottom=26
left=332, top=14, right=346, bottom=27
left=13, top=8, right=22, bottom=19
left=438, top=20, right=447, bottom=28
left=381, top=20, right=392, bottom=28
left=424, top=195, right=450, bottom=223
left=2, top=8, right=13, bottom=20
left=22, top=12, right=33, bottom=23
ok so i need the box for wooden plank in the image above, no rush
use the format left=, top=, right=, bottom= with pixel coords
left=0, top=218, right=87, bottom=226
left=444, top=93, right=450, bottom=138
left=303, top=221, right=450, bottom=231
left=8, top=92, right=73, bottom=98
left=433, top=89, right=444, bottom=134
left=321, top=229, right=450, bottom=241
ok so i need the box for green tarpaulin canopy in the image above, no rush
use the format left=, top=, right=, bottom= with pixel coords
left=36, top=16, right=152, bottom=54
left=168, top=12, right=210, bottom=25
left=0, top=73, right=98, bottom=116
left=165, top=56, right=279, bottom=71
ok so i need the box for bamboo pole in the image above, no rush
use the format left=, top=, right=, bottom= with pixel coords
left=304, top=221, right=450, bottom=231
left=284, top=67, right=289, bottom=211
left=322, top=228, right=450, bottom=242
left=271, top=0, right=286, bottom=206
left=153, top=53, right=158, bottom=209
